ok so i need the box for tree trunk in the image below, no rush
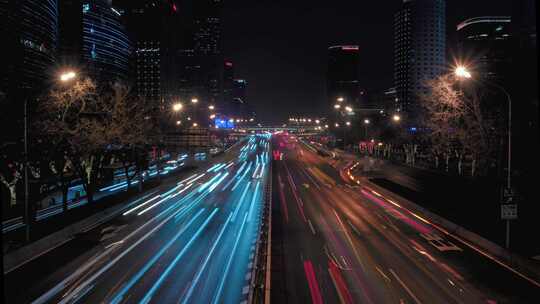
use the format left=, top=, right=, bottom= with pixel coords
left=138, top=170, right=143, bottom=192
left=9, top=184, right=17, bottom=206
left=61, top=180, right=68, bottom=212
left=124, top=165, right=131, bottom=191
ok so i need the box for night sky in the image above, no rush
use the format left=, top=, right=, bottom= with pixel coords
left=223, top=0, right=511, bottom=124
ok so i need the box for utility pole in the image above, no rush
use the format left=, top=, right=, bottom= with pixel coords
left=24, top=97, right=30, bottom=242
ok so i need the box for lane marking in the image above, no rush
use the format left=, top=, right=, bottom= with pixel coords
left=307, top=219, right=316, bottom=235
left=389, top=268, right=423, bottom=304
left=140, top=208, right=219, bottom=304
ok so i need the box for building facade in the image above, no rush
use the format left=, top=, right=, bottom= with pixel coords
left=1, top=0, right=58, bottom=94
left=326, top=45, right=360, bottom=106
left=457, top=16, right=512, bottom=82
left=192, top=0, right=223, bottom=108
left=1, top=0, right=58, bottom=141
left=82, top=0, right=131, bottom=82
left=394, top=0, right=446, bottom=115
left=222, top=60, right=234, bottom=114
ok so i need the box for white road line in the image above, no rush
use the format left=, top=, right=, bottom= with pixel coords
left=389, top=268, right=423, bottom=304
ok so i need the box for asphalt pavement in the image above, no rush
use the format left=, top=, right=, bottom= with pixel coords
left=4, top=134, right=271, bottom=304
left=270, top=133, right=540, bottom=303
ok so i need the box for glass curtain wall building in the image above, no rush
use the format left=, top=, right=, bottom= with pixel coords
left=82, top=0, right=131, bottom=82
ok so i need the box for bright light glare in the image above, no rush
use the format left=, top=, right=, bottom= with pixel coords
left=208, top=105, right=215, bottom=110
left=393, top=114, right=401, bottom=122
left=364, top=119, right=370, bottom=124
left=455, top=66, right=472, bottom=79
left=59, top=71, right=76, bottom=82
left=345, top=106, right=353, bottom=112
left=191, top=98, right=199, bottom=103
left=334, top=104, right=341, bottom=109
left=172, top=103, right=183, bottom=112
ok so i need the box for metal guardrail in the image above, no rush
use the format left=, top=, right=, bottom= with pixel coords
left=247, top=145, right=273, bottom=304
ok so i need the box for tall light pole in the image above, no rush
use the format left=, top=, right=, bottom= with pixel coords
left=363, top=119, right=370, bottom=140
left=455, top=66, right=513, bottom=249
left=22, top=70, right=77, bottom=242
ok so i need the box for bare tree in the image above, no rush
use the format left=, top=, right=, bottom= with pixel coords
left=421, top=74, right=502, bottom=176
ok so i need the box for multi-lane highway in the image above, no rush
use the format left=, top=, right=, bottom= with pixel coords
left=5, top=134, right=271, bottom=304
left=270, top=133, right=540, bottom=303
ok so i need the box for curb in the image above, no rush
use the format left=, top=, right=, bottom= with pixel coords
left=358, top=175, right=540, bottom=287
left=3, top=189, right=158, bottom=274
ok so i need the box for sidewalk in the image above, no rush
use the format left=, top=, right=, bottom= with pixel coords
left=2, top=165, right=197, bottom=255
left=349, top=156, right=539, bottom=258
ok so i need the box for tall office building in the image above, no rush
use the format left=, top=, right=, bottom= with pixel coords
left=457, top=16, right=512, bottom=82
left=394, top=0, right=446, bottom=114
left=326, top=45, right=360, bottom=106
left=81, top=0, right=131, bottom=83
left=232, top=79, right=247, bottom=118
left=223, top=60, right=234, bottom=114
left=192, top=0, right=223, bottom=107
left=1, top=0, right=58, bottom=94
left=117, top=0, right=170, bottom=106
left=1, top=0, right=58, bottom=141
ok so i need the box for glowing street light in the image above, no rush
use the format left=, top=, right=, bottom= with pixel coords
left=346, top=121, right=351, bottom=126
left=324, top=124, right=329, bottom=128
left=172, top=102, right=183, bottom=112
left=345, top=106, right=353, bottom=113
left=187, top=117, right=191, bottom=121
left=337, top=97, right=344, bottom=102
left=193, top=122, right=198, bottom=127
left=335, top=123, right=340, bottom=127
left=208, top=105, right=215, bottom=110
left=176, top=120, right=181, bottom=125
left=315, top=119, right=320, bottom=124
left=209, top=114, right=216, bottom=119
left=334, top=104, right=341, bottom=109
left=59, top=70, right=77, bottom=82
left=191, top=98, right=199, bottom=104
left=364, top=119, right=370, bottom=124
left=455, top=66, right=472, bottom=79
left=393, top=114, right=401, bottom=122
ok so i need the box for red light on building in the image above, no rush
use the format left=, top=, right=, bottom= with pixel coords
left=172, top=3, right=177, bottom=12
left=341, top=46, right=359, bottom=51
left=225, top=61, right=233, bottom=67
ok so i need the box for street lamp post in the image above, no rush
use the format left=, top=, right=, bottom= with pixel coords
left=23, top=95, right=30, bottom=241
left=455, top=66, right=513, bottom=248
left=22, top=70, right=77, bottom=242
left=363, top=119, right=370, bottom=140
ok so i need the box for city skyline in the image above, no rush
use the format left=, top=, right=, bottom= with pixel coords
left=224, top=0, right=511, bottom=123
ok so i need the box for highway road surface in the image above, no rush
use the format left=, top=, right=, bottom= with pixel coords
left=270, top=133, right=540, bottom=304
left=4, top=134, right=271, bottom=304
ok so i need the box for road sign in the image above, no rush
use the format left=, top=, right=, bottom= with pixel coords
left=501, top=204, right=518, bottom=220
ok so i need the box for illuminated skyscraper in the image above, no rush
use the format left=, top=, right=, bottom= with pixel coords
left=81, top=0, right=131, bottom=82
left=394, top=0, right=446, bottom=114
left=1, top=0, right=58, bottom=141
left=457, top=16, right=512, bottom=82
left=326, top=45, right=360, bottom=106
left=1, top=0, right=58, bottom=94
